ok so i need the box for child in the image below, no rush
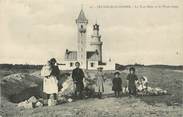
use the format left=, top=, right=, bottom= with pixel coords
left=139, top=76, right=148, bottom=91
left=41, top=58, right=59, bottom=105
left=95, top=67, right=105, bottom=99
left=72, top=62, right=85, bottom=99
left=112, top=72, right=122, bottom=97
left=126, top=67, right=138, bottom=96
left=136, top=76, right=148, bottom=96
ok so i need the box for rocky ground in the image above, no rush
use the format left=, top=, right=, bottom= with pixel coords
left=10, top=97, right=183, bottom=117
left=0, top=67, right=183, bottom=117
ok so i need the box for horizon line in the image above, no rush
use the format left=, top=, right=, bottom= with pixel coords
left=0, top=63, right=183, bottom=66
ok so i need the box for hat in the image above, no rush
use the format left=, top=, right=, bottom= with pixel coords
left=49, top=58, right=57, bottom=63
left=129, top=67, right=135, bottom=72
left=75, top=62, right=80, bottom=65
left=114, top=71, right=120, bottom=75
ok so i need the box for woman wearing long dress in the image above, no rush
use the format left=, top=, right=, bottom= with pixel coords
left=95, top=67, right=105, bottom=98
left=41, top=58, right=60, bottom=106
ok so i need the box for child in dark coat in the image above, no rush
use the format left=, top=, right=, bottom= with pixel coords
left=126, top=67, right=138, bottom=96
left=112, top=72, right=122, bottom=97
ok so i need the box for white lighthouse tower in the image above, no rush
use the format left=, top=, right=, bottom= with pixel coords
left=90, top=23, right=103, bottom=62
left=75, top=9, right=88, bottom=68
left=61, top=9, right=115, bottom=70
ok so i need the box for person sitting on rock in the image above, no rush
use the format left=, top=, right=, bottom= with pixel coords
left=72, top=62, right=85, bottom=99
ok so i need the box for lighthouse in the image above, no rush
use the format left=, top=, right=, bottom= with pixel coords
left=90, top=23, right=103, bottom=62
left=62, top=8, right=115, bottom=70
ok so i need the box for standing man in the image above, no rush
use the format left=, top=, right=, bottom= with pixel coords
left=126, top=67, right=138, bottom=97
left=72, top=62, right=85, bottom=99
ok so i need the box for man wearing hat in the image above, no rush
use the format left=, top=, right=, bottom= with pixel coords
left=72, top=62, right=85, bottom=99
left=126, top=67, right=138, bottom=96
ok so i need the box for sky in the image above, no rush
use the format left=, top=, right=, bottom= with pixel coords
left=0, top=0, right=183, bottom=65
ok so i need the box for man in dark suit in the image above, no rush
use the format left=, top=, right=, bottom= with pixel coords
left=72, top=62, right=85, bottom=99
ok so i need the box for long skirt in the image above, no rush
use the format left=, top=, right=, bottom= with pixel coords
left=43, top=76, right=58, bottom=94
left=112, top=85, right=122, bottom=91
left=96, top=78, right=104, bottom=92
left=96, top=84, right=104, bottom=92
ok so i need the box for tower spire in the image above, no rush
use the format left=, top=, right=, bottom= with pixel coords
left=76, top=8, right=88, bottom=24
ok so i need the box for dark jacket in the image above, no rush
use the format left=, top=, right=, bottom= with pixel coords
left=127, top=74, right=138, bottom=89
left=112, top=77, right=122, bottom=91
left=72, top=68, right=85, bottom=83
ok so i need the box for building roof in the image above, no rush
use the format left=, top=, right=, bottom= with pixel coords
left=65, top=50, right=77, bottom=61
left=87, top=51, right=98, bottom=61
left=76, top=9, right=88, bottom=23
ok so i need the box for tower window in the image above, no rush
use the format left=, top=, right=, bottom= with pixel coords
left=90, top=63, right=94, bottom=67
left=81, top=25, right=83, bottom=28
left=70, top=62, right=73, bottom=67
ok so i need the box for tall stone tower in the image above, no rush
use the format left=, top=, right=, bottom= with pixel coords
left=91, top=23, right=103, bottom=62
left=76, top=9, right=88, bottom=68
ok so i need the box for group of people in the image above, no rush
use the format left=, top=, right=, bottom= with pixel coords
left=112, top=67, right=148, bottom=97
left=41, top=58, right=87, bottom=105
left=41, top=58, right=148, bottom=106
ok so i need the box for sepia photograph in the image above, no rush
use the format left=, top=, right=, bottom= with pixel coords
left=0, top=0, right=183, bottom=117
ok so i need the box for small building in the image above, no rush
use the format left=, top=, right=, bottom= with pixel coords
left=60, top=9, right=115, bottom=70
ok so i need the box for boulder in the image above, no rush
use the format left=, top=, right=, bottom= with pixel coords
left=57, top=96, right=67, bottom=104
left=139, top=87, right=168, bottom=96
left=1, top=73, right=42, bottom=103
left=68, top=98, right=73, bottom=102
left=48, top=99, right=57, bottom=106
left=28, top=96, right=37, bottom=103
left=59, top=78, right=75, bottom=96
left=35, top=101, right=43, bottom=108
left=58, top=74, right=96, bottom=98
left=17, top=96, right=44, bottom=109
left=17, top=100, right=33, bottom=109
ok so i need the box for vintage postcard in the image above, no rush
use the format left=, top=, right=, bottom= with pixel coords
left=0, top=0, right=182, bottom=117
